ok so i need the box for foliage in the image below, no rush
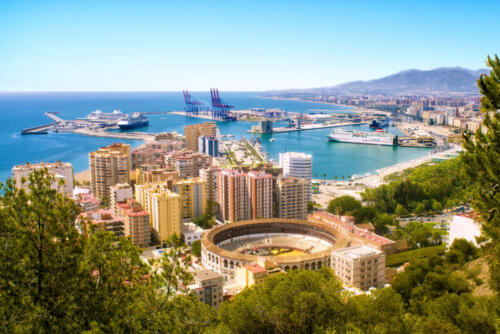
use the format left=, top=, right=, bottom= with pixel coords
left=191, top=240, right=201, bottom=257
left=193, top=213, right=216, bottom=229
left=386, top=245, right=446, bottom=267
left=326, top=195, right=361, bottom=215
left=445, top=239, right=479, bottom=266
left=462, top=54, right=500, bottom=292
left=363, top=158, right=471, bottom=215
left=393, top=221, right=443, bottom=249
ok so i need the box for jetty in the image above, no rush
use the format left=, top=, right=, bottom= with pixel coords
left=247, top=121, right=370, bottom=134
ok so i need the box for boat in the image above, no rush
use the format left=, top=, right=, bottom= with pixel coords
left=270, top=138, right=275, bottom=142
left=118, top=112, right=149, bottom=130
left=86, top=109, right=126, bottom=121
left=328, top=128, right=397, bottom=146
left=369, top=118, right=390, bottom=128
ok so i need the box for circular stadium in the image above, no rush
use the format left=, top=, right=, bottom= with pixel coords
left=201, top=218, right=350, bottom=279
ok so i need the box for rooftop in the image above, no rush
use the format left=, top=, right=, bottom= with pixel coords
left=334, top=245, right=382, bottom=260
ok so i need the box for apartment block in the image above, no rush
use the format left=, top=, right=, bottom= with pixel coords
left=198, top=136, right=219, bottom=157
left=78, top=209, right=124, bottom=238
left=184, top=122, right=217, bottom=152
left=117, top=199, right=151, bottom=248
left=166, top=151, right=212, bottom=179
left=150, top=191, right=181, bottom=243
left=247, top=171, right=273, bottom=220
left=109, top=183, right=133, bottom=214
left=188, top=270, right=224, bottom=308
left=89, top=143, right=131, bottom=199
left=279, top=152, right=312, bottom=200
left=331, top=245, right=386, bottom=290
left=172, top=178, right=206, bottom=219
left=276, top=176, right=308, bottom=220
left=12, top=161, right=74, bottom=197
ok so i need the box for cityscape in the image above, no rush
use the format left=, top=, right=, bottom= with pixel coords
left=1, top=1, right=499, bottom=333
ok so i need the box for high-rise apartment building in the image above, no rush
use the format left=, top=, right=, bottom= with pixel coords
left=276, top=176, right=308, bottom=220
left=12, top=161, right=74, bottom=197
left=198, top=136, right=219, bottom=157
left=200, top=167, right=221, bottom=204
left=135, top=182, right=181, bottom=243
left=166, top=151, right=212, bottom=179
left=172, top=178, right=206, bottom=219
left=116, top=198, right=150, bottom=248
left=217, top=169, right=273, bottom=222
left=89, top=143, right=131, bottom=199
left=184, top=122, right=217, bottom=152
left=247, top=171, right=273, bottom=220
left=279, top=152, right=312, bottom=200
left=331, top=245, right=386, bottom=290
left=109, top=183, right=133, bottom=214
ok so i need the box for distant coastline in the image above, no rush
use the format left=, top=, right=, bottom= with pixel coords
left=257, top=95, right=357, bottom=112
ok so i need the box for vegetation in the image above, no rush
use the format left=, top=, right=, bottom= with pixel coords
left=386, top=245, right=446, bottom=267
left=191, top=240, right=201, bottom=257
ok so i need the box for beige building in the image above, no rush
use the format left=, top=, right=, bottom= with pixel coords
left=234, top=261, right=282, bottom=288
left=78, top=209, right=124, bottom=238
left=12, top=161, right=74, bottom=197
left=331, top=245, right=385, bottom=290
left=109, top=183, right=133, bottom=214
left=89, top=143, right=131, bottom=199
left=247, top=171, right=273, bottom=220
left=172, top=178, right=206, bottom=219
left=188, top=270, right=224, bottom=308
left=276, top=176, right=308, bottom=220
left=117, top=199, right=151, bottom=248
left=200, top=167, right=221, bottom=204
left=166, top=151, right=213, bottom=179
left=184, top=122, right=217, bottom=152
left=135, top=182, right=181, bottom=243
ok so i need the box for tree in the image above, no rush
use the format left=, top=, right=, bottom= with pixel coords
left=0, top=169, right=83, bottom=332
left=395, top=204, right=409, bottom=217
left=191, top=240, right=201, bottom=257
left=327, top=195, right=362, bottom=215
left=462, top=55, right=500, bottom=291
left=352, top=206, right=377, bottom=224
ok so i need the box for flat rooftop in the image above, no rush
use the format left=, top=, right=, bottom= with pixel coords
left=333, top=245, right=382, bottom=260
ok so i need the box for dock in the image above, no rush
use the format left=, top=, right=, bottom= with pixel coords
left=247, top=121, right=370, bottom=134
left=71, top=129, right=156, bottom=141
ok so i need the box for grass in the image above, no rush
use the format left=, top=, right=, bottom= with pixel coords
left=386, top=245, right=447, bottom=267
left=245, top=141, right=266, bottom=162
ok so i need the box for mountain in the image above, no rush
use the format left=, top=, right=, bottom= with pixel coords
left=277, top=67, right=489, bottom=96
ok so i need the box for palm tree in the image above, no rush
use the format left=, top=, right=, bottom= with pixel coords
left=334, top=176, right=338, bottom=182
left=322, top=173, right=327, bottom=184
left=341, top=176, right=345, bottom=180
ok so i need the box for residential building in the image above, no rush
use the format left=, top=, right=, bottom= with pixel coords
left=172, top=178, right=206, bottom=219
left=135, top=164, right=178, bottom=185
left=89, top=143, right=131, bottom=199
left=109, top=183, right=133, bottom=214
left=198, top=136, right=219, bottom=157
left=279, top=152, right=312, bottom=200
left=166, top=151, right=212, bottom=179
left=12, top=161, right=74, bottom=197
left=276, top=176, right=308, bottom=220
left=188, top=270, right=224, bottom=308
left=135, top=183, right=181, bottom=243
left=184, top=122, right=217, bottom=152
left=247, top=171, right=273, bottom=220
left=181, top=222, right=204, bottom=246
left=78, top=209, right=124, bottom=238
left=235, top=260, right=282, bottom=288
left=116, top=199, right=150, bottom=247
left=200, top=167, right=221, bottom=204
left=331, top=245, right=386, bottom=290
left=75, top=193, right=100, bottom=212
left=217, top=169, right=250, bottom=222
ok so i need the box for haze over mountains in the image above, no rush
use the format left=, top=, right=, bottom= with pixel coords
left=276, top=67, right=488, bottom=96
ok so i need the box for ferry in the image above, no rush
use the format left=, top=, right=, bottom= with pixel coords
left=118, top=112, right=149, bottom=130
left=328, top=128, right=398, bottom=146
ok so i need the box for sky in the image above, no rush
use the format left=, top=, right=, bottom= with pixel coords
left=0, top=0, right=499, bottom=91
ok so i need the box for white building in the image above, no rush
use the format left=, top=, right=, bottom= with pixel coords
left=447, top=214, right=482, bottom=247
left=279, top=152, right=312, bottom=199
left=331, top=245, right=385, bottom=291
left=12, top=161, right=74, bottom=197
left=182, top=222, right=205, bottom=246
left=109, top=183, right=133, bottom=214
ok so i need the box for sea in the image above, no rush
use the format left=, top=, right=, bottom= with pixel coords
left=0, top=92, right=431, bottom=182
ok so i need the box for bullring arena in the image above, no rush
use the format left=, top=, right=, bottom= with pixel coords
left=201, top=218, right=353, bottom=279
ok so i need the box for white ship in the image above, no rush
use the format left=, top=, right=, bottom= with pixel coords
left=118, top=112, right=149, bottom=130
left=328, top=128, right=397, bottom=146
left=86, top=109, right=126, bottom=121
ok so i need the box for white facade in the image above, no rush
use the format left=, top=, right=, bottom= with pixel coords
left=182, top=222, right=205, bottom=246
left=447, top=215, right=482, bottom=247
left=12, top=161, right=74, bottom=197
left=279, top=152, right=312, bottom=199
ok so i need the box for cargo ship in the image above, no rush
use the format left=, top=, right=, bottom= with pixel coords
left=328, top=128, right=398, bottom=146
left=118, top=112, right=149, bottom=130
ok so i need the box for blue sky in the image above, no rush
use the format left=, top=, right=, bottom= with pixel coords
left=0, top=0, right=498, bottom=91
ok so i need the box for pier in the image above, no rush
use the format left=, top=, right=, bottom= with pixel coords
left=72, top=129, right=156, bottom=141
left=247, top=121, right=370, bottom=134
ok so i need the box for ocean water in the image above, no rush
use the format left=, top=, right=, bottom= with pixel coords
left=0, top=92, right=430, bottom=182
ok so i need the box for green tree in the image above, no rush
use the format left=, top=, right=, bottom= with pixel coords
left=191, top=240, right=201, bottom=257
left=327, top=195, right=362, bottom=215
left=395, top=204, right=409, bottom=217
left=462, top=55, right=500, bottom=291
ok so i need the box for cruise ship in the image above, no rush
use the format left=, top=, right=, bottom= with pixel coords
left=118, top=112, right=149, bottom=130
left=86, top=109, right=126, bottom=121
left=328, top=128, right=397, bottom=146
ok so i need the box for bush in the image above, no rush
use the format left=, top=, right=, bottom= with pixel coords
left=386, top=245, right=447, bottom=267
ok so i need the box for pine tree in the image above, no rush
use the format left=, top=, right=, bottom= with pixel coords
left=462, top=54, right=500, bottom=291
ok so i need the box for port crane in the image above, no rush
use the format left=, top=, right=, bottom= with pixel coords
left=183, top=90, right=204, bottom=115
left=210, top=88, right=234, bottom=120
